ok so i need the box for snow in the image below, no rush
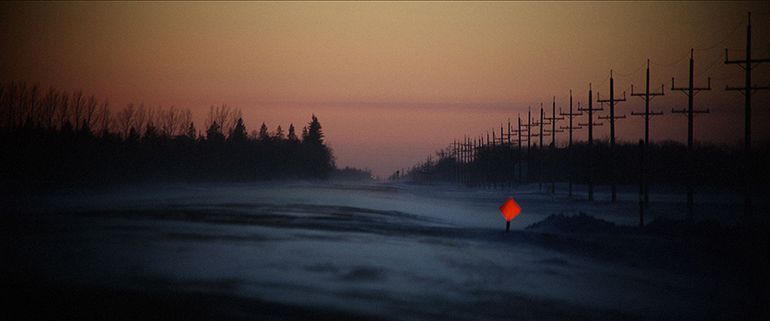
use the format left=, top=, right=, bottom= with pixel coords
left=3, top=181, right=765, bottom=320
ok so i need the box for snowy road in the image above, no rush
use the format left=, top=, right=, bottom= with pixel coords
left=3, top=182, right=765, bottom=320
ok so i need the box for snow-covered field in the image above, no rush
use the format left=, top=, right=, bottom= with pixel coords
left=3, top=182, right=767, bottom=320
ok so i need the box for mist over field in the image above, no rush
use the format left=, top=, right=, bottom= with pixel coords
left=4, top=181, right=768, bottom=320
left=3, top=2, right=770, bottom=320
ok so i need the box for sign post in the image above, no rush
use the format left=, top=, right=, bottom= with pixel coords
left=499, top=197, right=521, bottom=232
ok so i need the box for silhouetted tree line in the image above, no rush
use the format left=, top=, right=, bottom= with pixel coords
left=406, top=139, right=770, bottom=189
left=329, top=166, right=375, bottom=181
left=0, top=82, right=335, bottom=188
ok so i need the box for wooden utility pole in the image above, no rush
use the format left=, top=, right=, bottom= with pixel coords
left=462, top=136, right=470, bottom=184
left=579, top=83, right=603, bottom=201
left=533, top=103, right=550, bottom=150
left=453, top=139, right=458, bottom=183
left=560, top=90, right=583, bottom=198
left=501, top=122, right=511, bottom=188
left=517, top=114, right=527, bottom=183
left=545, top=97, right=565, bottom=149
left=507, top=120, right=512, bottom=145
left=487, top=131, right=493, bottom=188
left=532, top=103, right=551, bottom=192
left=523, top=108, right=535, bottom=183
left=725, top=12, right=770, bottom=219
left=630, top=59, right=665, bottom=206
left=638, top=139, right=645, bottom=228
left=673, top=49, right=711, bottom=222
left=545, top=97, right=564, bottom=194
left=527, top=107, right=533, bottom=151
left=598, top=70, right=627, bottom=202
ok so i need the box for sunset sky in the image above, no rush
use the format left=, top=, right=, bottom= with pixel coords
left=2, top=1, right=769, bottom=177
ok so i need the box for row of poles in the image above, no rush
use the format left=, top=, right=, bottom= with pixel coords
left=448, top=13, right=766, bottom=222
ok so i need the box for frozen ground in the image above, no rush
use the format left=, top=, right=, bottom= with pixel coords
left=3, top=181, right=768, bottom=320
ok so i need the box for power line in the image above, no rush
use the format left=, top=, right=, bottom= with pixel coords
left=650, top=51, right=691, bottom=68
left=693, top=19, right=744, bottom=51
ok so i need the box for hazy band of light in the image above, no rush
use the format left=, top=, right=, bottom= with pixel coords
left=1, top=2, right=768, bottom=177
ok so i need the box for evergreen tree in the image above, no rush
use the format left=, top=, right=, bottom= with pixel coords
left=206, top=121, right=224, bottom=142
left=288, top=123, right=298, bottom=142
left=258, top=122, right=270, bottom=141
left=229, top=117, right=247, bottom=143
left=305, top=114, right=324, bottom=145
left=274, top=125, right=285, bottom=140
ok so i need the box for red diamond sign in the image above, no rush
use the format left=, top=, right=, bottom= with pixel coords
left=499, top=197, right=521, bottom=222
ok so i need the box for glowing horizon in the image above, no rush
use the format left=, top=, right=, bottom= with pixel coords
left=2, top=1, right=769, bottom=177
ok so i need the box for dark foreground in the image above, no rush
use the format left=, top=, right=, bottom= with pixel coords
left=3, top=182, right=769, bottom=321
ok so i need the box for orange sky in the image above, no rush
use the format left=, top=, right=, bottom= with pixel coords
left=2, top=2, right=769, bottom=177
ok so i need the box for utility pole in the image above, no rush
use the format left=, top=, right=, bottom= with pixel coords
left=532, top=103, right=551, bottom=192
left=453, top=139, right=458, bottom=183
left=545, top=97, right=564, bottom=194
left=507, top=120, right=512, bottom=145
left=527, top=107, right=533, bottom=151
left=517, top=114, right=527, bottom=183
left=487, top=131, right=493, bottom=188
left=579, top=83, right=603, bottom=201
left=505, top=121, right=513, bottom=187
left=673, top=49, right=711, bottom=222
left=561, top=90, right=583, bottom=198
left=499, top=124, right=504, bottom=146
left=462, top=136, right=470, bottom=185
left=638, top=139, right=645, bottom=228
left=725, top=12, right=770, bottom=219
left=630, top=59, right=665, bottom=206
left=545, top=97, right=565, bottom=149
left=473, top=137, right=478, bottom=186
left=489, top=131, right=493, bottom=147
left=524, top=107, right=534, bottom=184
left=532, top=103, right=549, bottom=150
left=597, top=70, right=627, bottom=202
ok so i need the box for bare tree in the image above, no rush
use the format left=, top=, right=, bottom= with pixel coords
left=178, top=108, right=192, bottom=137
left=40, top=87, right=60, bottom=129
left=95, top=100, right=111, bottom=135
left=160, top=105, right=191, bottom=137
left=205, top=104, right=241, bottom=138
left=0, top=82, right=6, bottom=128
left=82, top=94, right=98, bottom=132
left=117, top=103, right=136, bottom=138
left=56, top=92, right=70, bottom=130
left=134, top=104, right=147, bottom=136
left=23, top=83, right=40, bottom=127
left=71, top=90, right=85, bottom=130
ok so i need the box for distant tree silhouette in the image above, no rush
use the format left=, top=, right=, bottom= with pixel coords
left=287, top=124, right=298, bottom=142
left=299, top=115, right=334, bottom=178
left=258, top=122, right=270, bottom=141
left=185, top=122, right=197, bottom=140
left=144, top=122, right=159, bottom=142
left=229, top=118, right=247, bottom=143
left=127, top=126, right=140, bottom=143
left=206, top=121, right=225, bottom=143
left=274, top=125, right=285, bottom=140
left=304, top=114, right=324, bottom=145
left=0, top=81, right=337, bottom=186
